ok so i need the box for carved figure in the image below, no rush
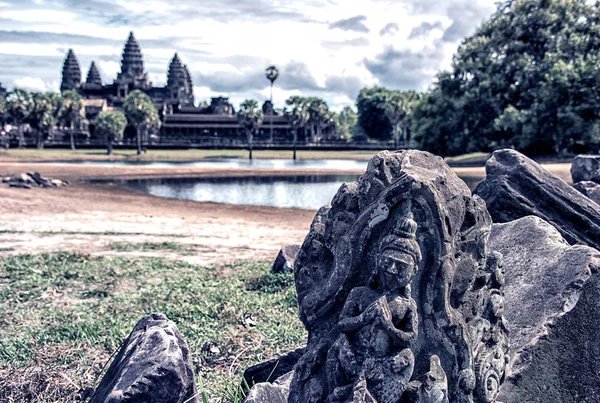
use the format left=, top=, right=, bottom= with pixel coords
left=289, top=150, right=508, bottom=403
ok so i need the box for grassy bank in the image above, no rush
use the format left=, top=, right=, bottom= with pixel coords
left=0, top=252, right=305, bottom=402
left=0, top=148, right=380, bottom=162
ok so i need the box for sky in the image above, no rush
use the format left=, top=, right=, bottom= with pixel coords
left=0, top=0, right=498, bottom=111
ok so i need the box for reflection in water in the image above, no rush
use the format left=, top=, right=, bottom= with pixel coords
left=101, top=174, right=484, bottom=210
left=54, top=158, right=370, bottom=170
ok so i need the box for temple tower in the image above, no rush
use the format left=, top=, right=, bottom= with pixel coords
left=166, top=53, right=194, bottom=105
left=183, top=64, right=194, bottom=104
left=115, top=32, right=151, bottom=99
left=120, top=32, right=144, bottom=78
left=86, top=61, right=102, bottom=86
left=60, top=49, right=81, bottom=92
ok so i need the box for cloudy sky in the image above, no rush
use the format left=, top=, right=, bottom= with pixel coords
left=0, top=0, right=497, bottom=110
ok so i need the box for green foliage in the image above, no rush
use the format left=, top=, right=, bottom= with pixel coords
left=412, top=0, right=600, bottom=155
left=236, top=99, right=264, bottom=132
left=284, top=96, right=310, bottom=130
left=95, top=110, right=127, bottom=144
left=5, top=88, right=33, bottom=126
left=356, top=87, right=420, bottom=142
left=58, top=90, right=83, bottom=126
left=335, top=106, right=363, bottom=141
left=265, top=65, right=279, bottom=84
left=122, top=89, right=160, bottom=132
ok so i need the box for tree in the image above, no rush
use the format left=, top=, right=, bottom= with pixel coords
left=265, top=65, right=280, bottom=144
left=6, top=89, right=33, bottom=148
left=336, top=106, right=363, bottom=141
left=306, top=97, right=330, bottom=143
left=237, top=99, right=263, bottom=160
left=285, top=96, right=310, bottom=160
left=58, top=90, right=83, bottom=150
left=384, top=90, right=420, bottom=149
left=123, top=90, right=160, bottom=155
left=95, top=110, right=127, bottom=155
left=356, top=87, right=395, bottom=141
left=26, top=92, right=61, bottom=149
left=412, top=0, right=600, bottom=156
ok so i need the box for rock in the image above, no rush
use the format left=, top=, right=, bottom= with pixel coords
left=243, top=347, right=306, bottom=391
left=488, top=216, right=600, bottom=403
left=89, top=313, right=197, bottom=403
left=8, top=182, right=31, bottom=189
left=27, top=172, right=51, bottom=187
left=243, top=372, right=293, bottom=403
left=574, top=181, right=600, bottom=205
left=271, top=244, right=300, bottom=273
left=474, top=149, right=600, bottom=249
left=571, top=154, right=600, bottom=183
left=18, top=173, right=33, bottom=184
left=285, top=150, right=508, bottom=403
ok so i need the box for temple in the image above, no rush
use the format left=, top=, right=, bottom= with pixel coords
left=59, top=32, right=320, bottom=146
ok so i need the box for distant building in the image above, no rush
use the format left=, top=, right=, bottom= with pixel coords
left=59, top=32, right=305, bottom=145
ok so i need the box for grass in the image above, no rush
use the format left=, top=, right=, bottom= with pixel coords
left=0, top=148, right=380, bottom=162
left=108, top=241, right=194, bottom=253
left=0, top=252, right=305, bottom=402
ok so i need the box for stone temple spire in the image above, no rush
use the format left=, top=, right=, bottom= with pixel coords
left=183, top=64, right=194, bottom=104
left=86, top=61, right=102, bottom=86
left=60, top=48, right=81, bottom=92
left=167, top=53, right=193, bottom=103
left=167, top=53, right=186, bottom=90
left=120, top=31, right=144, bottom=77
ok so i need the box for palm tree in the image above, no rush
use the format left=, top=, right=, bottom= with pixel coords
left=237, top=99, right=263, bottom=160
left=285, top=96, right=309, bottom=160
left=265, top=65, right=279, bottom=144
left=26, top=92, right=61, bottom=149
left=6, top=89, right=32, bottom=148
left=59, top=90, right=83, bottom=150
left=95, top=110, right=127, bottom=155
left=123, top=90, right=161, bottom=155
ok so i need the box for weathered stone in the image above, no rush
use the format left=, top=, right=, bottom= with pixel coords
left=277, top=150, right=508, bottom=403
left=488, top=216, right=600, bottom=403
left=27, top=172, right=51, bottom=187
left=244, top=372, right=293, bottom=403
left=89, top=313, right=197, bottom=403
left=474, top=149, right=600, bottom=249
left=574, top=181, right=600, bottom=205
left=571, top=154, right=600, bottom=184
left=271, top=244, right=300, bottom=273
left=243, top=347, right=306, bottom=391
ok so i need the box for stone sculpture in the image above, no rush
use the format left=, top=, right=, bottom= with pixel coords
left=281, top=150, right=508, bottom=403
left=271, top=244, right=301, bottom=274
left=474, top=149, right=600, bottom=249
left=571, top=154, right=600, bottom=184
left=489, top=216, right=600, bottom=403
left=89, top=313, right=197, bottom=403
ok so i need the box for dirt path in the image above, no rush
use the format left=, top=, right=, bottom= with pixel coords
left=0, top=160, right=574, bottom=264
left=0, top=182, right=316, bottom=265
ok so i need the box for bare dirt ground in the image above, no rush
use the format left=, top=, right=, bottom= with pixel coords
left=0, top=161, right=573, bottom=264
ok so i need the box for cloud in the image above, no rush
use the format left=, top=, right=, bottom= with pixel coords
left=321, top=37, right=369, bottom=50
left=408, top=21, right=444, bottom=39
left=329, top=15, right=369, bottom=33
left=379, top=22, right=399, bottom=36
left=363, top=43, right=446, bottom=90
left=324, top=75, right=364, bottom=100
left=442, top=3, right=495, bottom=42
left=14, top=76, right=56, bottom=92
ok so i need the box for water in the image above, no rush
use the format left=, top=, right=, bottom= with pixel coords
left=99, top=174, right=484, bottom=210
left=53, top=158, right=370, bottom=170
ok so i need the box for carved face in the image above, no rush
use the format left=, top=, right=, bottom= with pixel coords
left=378, top=249, right=416, bottom=290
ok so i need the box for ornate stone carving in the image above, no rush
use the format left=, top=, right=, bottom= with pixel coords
left=288, top=150, right=508, bottom=403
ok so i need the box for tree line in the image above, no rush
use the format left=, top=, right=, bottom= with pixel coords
left=4, top=0, right=595, bottom=157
